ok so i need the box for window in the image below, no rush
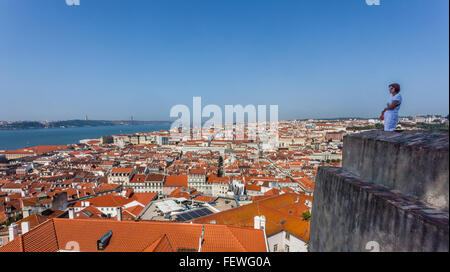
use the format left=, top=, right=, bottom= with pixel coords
left=273, top=244, right=278, bottom=252
left=285, top=245, right=289, bottom=252
left=285, top=232, right=290, bottom=241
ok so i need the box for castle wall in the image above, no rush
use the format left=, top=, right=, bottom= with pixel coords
left=309, top=131, right=449, bottom=252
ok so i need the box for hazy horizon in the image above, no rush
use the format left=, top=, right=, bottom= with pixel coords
left=0, top=0, right=448, bottom=121
left=2, top=113, right=448, bottom=123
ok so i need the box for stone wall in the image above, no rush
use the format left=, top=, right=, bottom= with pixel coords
left=343, top=131, right=449, bottom=211
left=309, top=131, right=449, bottom=252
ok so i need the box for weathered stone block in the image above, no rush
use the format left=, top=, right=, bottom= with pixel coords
left=343, top=131, right=449, bottom=211
left=309, top=167, right=449, bottom=252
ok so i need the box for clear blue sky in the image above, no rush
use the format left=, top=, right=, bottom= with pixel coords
left=0, top=0, right=448, bottom=121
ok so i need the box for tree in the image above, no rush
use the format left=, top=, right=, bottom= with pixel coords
left=301, top=211, right=311, bottom=222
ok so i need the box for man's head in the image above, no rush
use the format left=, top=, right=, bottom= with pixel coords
left=389, top=83, right=401, bottom=95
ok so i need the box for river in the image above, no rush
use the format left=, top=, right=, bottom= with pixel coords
left=0, top=124, right=171, bottom=150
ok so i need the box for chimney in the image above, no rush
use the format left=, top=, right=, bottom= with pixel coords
left=23, top=209, right=30, bottom=218
left=8, top=223, right=18, bottom=242
left=254, top=216, right=261, bottom=229
left=69, top=207, right=75, bottom=219
left=21, top=222, right=30, bottom=234
left=116, top=207, right=122, bottom=221
left=260, top=215, right=266, bottom=230
left=305, top=200, right=312, bottom=208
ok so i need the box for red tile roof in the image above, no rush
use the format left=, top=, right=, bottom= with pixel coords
left=0, top=145, right=67, bottom=155
left=169, top=186, right=197, bottom=199
left=129, top=174, right=146, bottom=183
left=194, top=193, right=312, bottom=242
left=16, top=210, right=65, bottom=229
left=189, top=169, right=206, bottom=175
left=164, top=175, right=188, bottom=187
left=75, top=206, right=105, bottom=219
left=73, top=192, right=156, bottom=208
left=111, top=168, right=133, bottom=174
left=0, top=218, right=267, bottom=252
left=145, top=174, right=165, bottom=182
left=193, top=195, right=217, bottom=203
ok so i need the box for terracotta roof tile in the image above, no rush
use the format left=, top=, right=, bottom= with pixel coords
left=164, top=175, right=188, bottom=187
left=0, top=219, right=267, bottom=252
left=194, top=193, right=311, bottom=242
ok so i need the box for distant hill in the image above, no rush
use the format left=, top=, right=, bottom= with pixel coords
left=0, top=120, right=171, bottom=130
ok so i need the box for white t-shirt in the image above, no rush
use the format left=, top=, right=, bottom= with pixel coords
left=387, top=93, right=402, bottom=114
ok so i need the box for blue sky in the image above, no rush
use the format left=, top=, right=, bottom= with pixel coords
left=0, top=0, right=448, bottom=121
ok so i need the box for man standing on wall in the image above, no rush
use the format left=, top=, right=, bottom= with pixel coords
left=380, top=83, right=403, bottom=131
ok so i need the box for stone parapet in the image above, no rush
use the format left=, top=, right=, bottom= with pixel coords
left=310, top=131, right=449, bottom=252
left=343, top=131, right=448, bottom=211
left=309, top=167, right=449, bottom=252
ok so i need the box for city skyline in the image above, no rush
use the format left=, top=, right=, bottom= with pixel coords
left=0, top=0, right=448, bottom=120
left=1, top=113, right=448, bottom=123
left=0, top=0, right=448, bottom=257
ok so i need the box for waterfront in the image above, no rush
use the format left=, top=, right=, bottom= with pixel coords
left=0, top=124, right=170, bottom=150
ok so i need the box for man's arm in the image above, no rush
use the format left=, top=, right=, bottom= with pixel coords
left=380, top=100, right=400, bottom=120
left=382, top=100, right=400, bottom=113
